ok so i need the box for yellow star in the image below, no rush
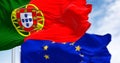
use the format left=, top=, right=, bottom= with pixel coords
left=43, top=45, right=48, bottom=51
left=44, top=55, right=49, bottom=60
left=75, top=46, right=81, bottom=51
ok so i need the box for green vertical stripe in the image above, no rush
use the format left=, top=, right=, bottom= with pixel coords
left=0, top=0, right=30, bottom=51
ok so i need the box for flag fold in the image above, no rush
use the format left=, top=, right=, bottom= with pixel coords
left=25, top=0, right=92, bottom=42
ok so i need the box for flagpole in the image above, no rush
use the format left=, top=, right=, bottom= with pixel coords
left=11, top=48, right=15, bottom=63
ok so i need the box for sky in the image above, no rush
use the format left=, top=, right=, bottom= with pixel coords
left=87, top=0, right=120, bottom=63
left=0, top=0, right=120, bottom=63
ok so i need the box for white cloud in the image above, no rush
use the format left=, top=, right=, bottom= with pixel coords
left=88, top=0, right=120, bottom=63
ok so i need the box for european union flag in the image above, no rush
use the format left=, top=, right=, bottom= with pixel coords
left=21, top=33, right=111, bottom=63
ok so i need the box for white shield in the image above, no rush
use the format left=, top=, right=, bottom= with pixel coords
left=20, top=13, right=33, bottom=28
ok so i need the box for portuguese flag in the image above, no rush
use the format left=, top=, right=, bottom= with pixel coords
left=0, top=0, right=92, bottom=51
left=0, top=0, right=30, bottom=51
